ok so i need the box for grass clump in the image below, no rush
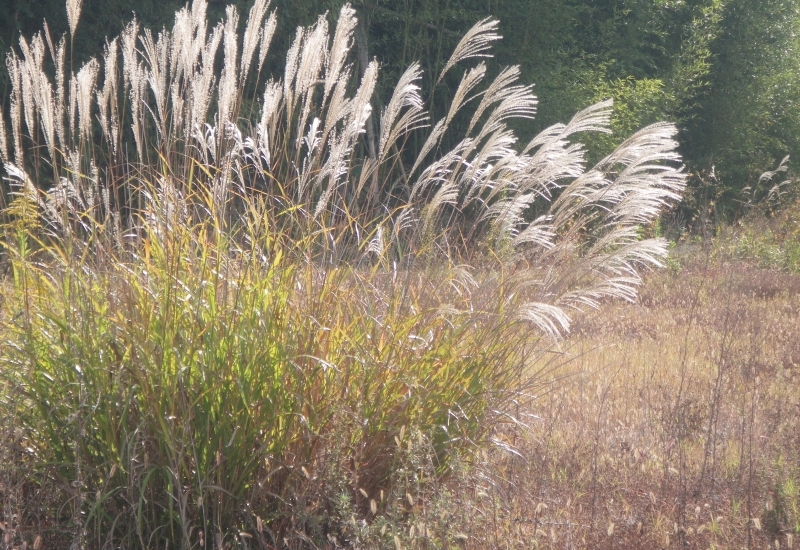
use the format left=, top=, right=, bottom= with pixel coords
left=0, top=0, right=684, bottom=547
left=2, top=191, right=527, bottom=548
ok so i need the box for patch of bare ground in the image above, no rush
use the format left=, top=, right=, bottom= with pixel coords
left=450, top=256, right=800, bottom=549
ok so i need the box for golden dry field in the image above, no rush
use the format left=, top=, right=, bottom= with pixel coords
left=447, top=252, right=800, bottom=549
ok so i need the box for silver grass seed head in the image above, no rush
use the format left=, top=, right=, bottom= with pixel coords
left=438, top=17, right=500, bottom=84
left=475, top=86, right=537, bottom=143
left=67, top=0, right=83, bottom=38
left=170, top=7, right=192, bottom=82
left=76, top=59, right=100, bottom=142
left=445, top=63, right=486, bottom=127
left=410, top=119, right=447, bottom=178
left=37, top=72, right=57, bottom=161
left=0, top=110, right=8, bottom=165
left=7, top=54, right=24, bottom=168
left=325, top=4, right=357, bottom=100
left=323, top=72, right=352, bottom=138
left=42, top=20, right=57, bottom=60
left=378, top=62, right=426, bottom=161
left=468, top=66, right=521, bottom=135
left=188, top=23, right=222, bottom=133
left=18, top=38, right=38, bottom=142
left=256, top=12, right=277, bottom=76
left=190, top=0, right=209, bottom=38
left=294, top=17, right=329, bottom=149
left=283, top=26, right=305, bottom=112
left=295, top=16, right=328, bottom=100
left=349, top=60, right=377, bottom=139
left=97, top=39, right=119, bottom=147
left=54, top=37, right=66, bottom=148
left=516, top=302, right=571, bottom=341
left=259, top=79, right=282, bottom=134
left=121, top=18, right=139, bottom=93
left=68, top=75, right=77, bottom=144
left=240, top=0, right=270, bottom=82
left=217, top=5, right=239, bottom=125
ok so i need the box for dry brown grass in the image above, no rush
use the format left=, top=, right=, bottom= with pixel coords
left=445, top=251, right=800, bottom=549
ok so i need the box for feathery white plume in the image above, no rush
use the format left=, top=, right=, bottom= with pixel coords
left=6, top=53, right=24, bottom=167
left=217, top=6, right=239, bottom=125
left=256, top=12, right=277, bottom=76
left=378, top=62, right=427, bottom=161
left=97, top=39, right=119, bottom=153
left=75, top=59, right=99, bottom=142
left=0, top=109, right=8, bottom=165
left=240, top=0, right=270, bottom=82
left=437, top=18, right=500, bottom=83
left=66, top=0, right=83, bottom=38
left=325, top=4, right=358, bottom=101
left=283, top=26, right=305, bottom=116
left=445, top=63, right=486, bottom=126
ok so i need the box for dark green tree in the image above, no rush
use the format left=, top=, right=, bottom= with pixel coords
left=689, top=0, right=800, bottom=201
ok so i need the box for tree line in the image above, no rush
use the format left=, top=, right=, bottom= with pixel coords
left=3, top=0, right=800, bottom=224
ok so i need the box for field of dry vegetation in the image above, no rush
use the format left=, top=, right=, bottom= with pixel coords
left=444, top=247, right=800, bottom=550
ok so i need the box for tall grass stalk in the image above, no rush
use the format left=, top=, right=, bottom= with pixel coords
left=0, top=1, right=684, bottom=547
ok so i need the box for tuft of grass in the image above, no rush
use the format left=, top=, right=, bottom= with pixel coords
left=0, top=0, right=684, bottom=547
left=1, top=185, right=536, bottom=548
left=714, top=200, right=800, bottom=273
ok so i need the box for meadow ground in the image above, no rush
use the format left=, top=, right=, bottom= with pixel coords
left=449, top=247, right=800, bottom=549
left=1, top=1, right=797, bottom=545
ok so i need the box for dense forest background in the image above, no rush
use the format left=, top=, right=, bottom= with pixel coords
left=3, top=0, right=800, bottom=225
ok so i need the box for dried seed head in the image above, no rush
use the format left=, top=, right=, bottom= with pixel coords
left=67, top=0, right=83, bottom=38
left=0, top=108, right=8, bottom=164
left=438, top=18, right=500, bottom=83
left=240, top=0, right=270, bottom=81
left=75, top=59, right=99, bottom=142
